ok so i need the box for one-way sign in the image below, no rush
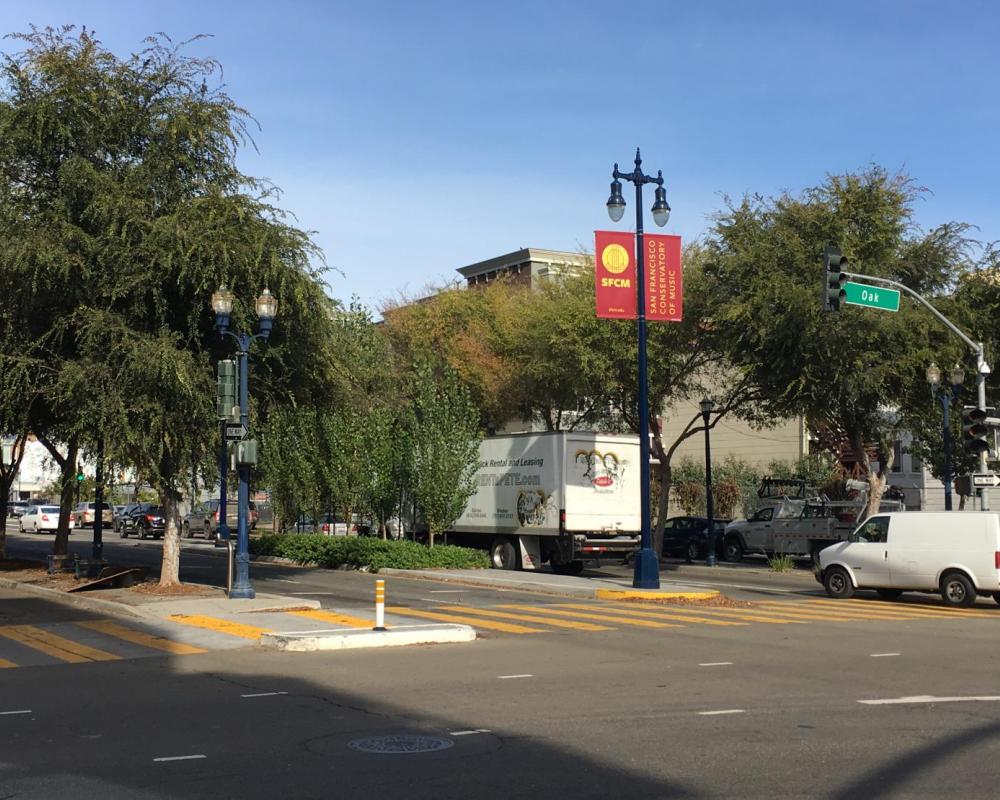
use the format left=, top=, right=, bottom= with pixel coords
left=971, top=473, right=1000, bottom=488
left=224, top=422, right=248, bottom=441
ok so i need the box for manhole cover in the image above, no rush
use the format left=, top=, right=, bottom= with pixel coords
left=347, top=734, right=454, bottom=754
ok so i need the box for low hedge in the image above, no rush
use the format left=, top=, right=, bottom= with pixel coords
left=249, top=534, right=489, bottom=572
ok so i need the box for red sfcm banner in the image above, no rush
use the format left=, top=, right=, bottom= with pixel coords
left=594, top=230, right=638, bottom=319
left=644, top=234, right=683, bottom=322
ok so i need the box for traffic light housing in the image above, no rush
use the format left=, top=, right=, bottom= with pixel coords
left=217, top=359, right=238, bottom=421
left=76, top=471, right=85, bottom=483
left=823, top=247, right=848, bottom=311
left=963, top=407, right=991, bottom=455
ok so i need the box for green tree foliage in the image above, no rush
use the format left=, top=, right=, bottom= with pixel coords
left=408, top=362, right=482, bottom=546
left=0, top=27, right=333, bottom=580
left=703, top=166, right=975, bottom=518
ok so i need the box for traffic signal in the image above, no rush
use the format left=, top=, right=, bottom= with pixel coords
left=823, top=246, right=848, bottom=311
left=962, top=407, right=991, bottom=455
left=217, top=359, right=238, bottom=421
left=76, top=471, right=85, bottom=482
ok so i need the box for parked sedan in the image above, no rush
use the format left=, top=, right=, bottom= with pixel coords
left=7, top=500, right=29, bottom=518
left=19, top=505, right=74, bottom=533
left=119, top=503, right=166, bottom=539
left=72, top=501, right=113, bottom=528
left=661, top=516, right=731, bottom=561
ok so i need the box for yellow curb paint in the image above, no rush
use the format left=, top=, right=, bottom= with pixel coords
left=498, top=604, right=684, bottom=629
left=436, top=606, right=614, bottom=632
left=387, top=606, right=545, bottom=634
left=75, top=620, right=207, bottom=655
left=554, top=603, right=748, bottom=627
left=0, top=657, right=17, bottom=668
left=287, top=609, right=373, bottom=629
left=596, top=589, right=720, bottom=602
left=0, top=625, right=120, bottom=663
left=167, top=615, right=270, bottom=641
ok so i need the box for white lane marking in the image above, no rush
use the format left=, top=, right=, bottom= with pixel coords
left=420, top=598, right=460, bottom=604
left=269, top=578, right=300, bottom=584
left=698, top=709, right=745, bottom=716
left=240, top=692, right=288, bottom=698
left=498, top=674, right=533, bottom=680
left=870, top=653, right=901, bottom=658
left=449, top=729, right=491, bottom=736
left=0, top=710, right=32, bottom=716
left=859, top=695, right=1000, bottom=706
left=153, top=754, right=207, bottom=762
left=699, top=662, right=733, bottom=667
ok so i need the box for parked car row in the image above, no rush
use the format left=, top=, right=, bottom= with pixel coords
left=18, top=505, right=75, bottom=533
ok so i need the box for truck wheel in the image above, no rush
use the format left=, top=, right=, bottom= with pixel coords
left=940, top=572, right=976, bottom=608
left=723, top=537, right=743, bottom=563
left=490, top=537, right=519, bottom=570
left=823, top=566, right=854, bottom=599
left=876, top=588, right=903, bottom=600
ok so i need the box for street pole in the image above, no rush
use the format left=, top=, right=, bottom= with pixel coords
left=939, top=392, right=954, bottom=512
left=92, top=436, right=104, bottom=562
left=700, top=399, right=716, bottom=566
left=608, top=149, right=670, bottom=590
left=230, top=335, right=254, bottom=599
left=218, top=420, right=230, bottom=543
left=976, top=344, right=990, bottom=512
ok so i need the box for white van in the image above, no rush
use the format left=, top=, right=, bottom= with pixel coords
left=818, top=512, right=1000, bottom=608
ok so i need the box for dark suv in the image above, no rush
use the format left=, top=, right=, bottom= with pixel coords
left=119, top=503, right=166, bottom=539
left=662, top=516, right=731, bottom=561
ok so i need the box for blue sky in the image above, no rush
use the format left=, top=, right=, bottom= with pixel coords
left=6, top=1, right=999, bottom=309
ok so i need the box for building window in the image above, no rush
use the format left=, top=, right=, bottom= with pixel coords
left=910, top=452, right=921, bottom=473
left=891, top=441, right=903, bottom=473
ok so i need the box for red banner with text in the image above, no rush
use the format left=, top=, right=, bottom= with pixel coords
left=594, top=230, right=638, bottom=319
left=644, top=234, right=683, bottom=322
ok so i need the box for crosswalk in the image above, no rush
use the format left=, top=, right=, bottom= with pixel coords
left=0, top=598, right=995, bottom=668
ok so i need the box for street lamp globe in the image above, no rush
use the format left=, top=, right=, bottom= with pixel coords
left=925, top=362, right=941, bottom=388
left=651, top=185, right=670, bottom=227
left=256, top=287, right=278, bottom=321
left=699, top=397, right=715, bottom=418
left=606, top=178, right=626, bottom=222
left=950, top=363, right=966, bottom=387
left=211, top=285, right=234, bottom=315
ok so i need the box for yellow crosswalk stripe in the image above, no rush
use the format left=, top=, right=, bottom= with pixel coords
left=498, top=604, right=685, bottom=628
left=436, top=606, right=614, bottom=631
left=607, top=605, right=806, bottom=625
left=0, top=625, right=120, bottom=663
left=287, top=609, right=374, bottom=629
left=387, top=606, right=545, bottom=634
left=167, top=615, right=270, bottom=641
left=75, top=620, right=207, bottom=655
left=554, top=603, right=748, bottom=626
left=806, top=599, right=994, bottom=619
left=0, top=657, right=17, bottom=668
left=752, top=602, right=924, bottom=622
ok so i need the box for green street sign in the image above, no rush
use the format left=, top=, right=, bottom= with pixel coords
left=842, top=281, right=900, bottom=312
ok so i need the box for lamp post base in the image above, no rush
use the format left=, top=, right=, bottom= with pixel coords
left=706, top=554, right=717, bottom=567
left=631, top=547, right=661, bottom=589
left=228, top=583, right=256, bottom=600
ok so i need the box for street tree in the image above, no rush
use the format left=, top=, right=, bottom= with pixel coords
left=702, top=166, right=976, bottom=518
left=0, top=27, right=333, bottom=582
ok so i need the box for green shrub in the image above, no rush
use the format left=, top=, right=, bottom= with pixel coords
left=249, top=534, right=489, bottom=572
left=768, top=554, right=795, bottom=573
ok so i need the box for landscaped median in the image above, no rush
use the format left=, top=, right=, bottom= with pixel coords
left=249, top=534, right=490, bottom=572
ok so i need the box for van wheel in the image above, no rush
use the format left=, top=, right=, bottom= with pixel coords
left=723, top=537, right=743, bottom=563
left=823, top=566, right=854, bottom=599
left=940, top=572, right=976, bottom=608
left=876, top=589, right=903, bottom=600
left=490, top=537, right=519, bottom=570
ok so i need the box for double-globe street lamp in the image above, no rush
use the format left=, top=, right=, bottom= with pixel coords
left=606, top=148, right=671, bottom=590
left=926, top=362, right=964, bottom=512
left=211, top=285, right=278, bottom=599
left=699, top=398, right=717, bottom=567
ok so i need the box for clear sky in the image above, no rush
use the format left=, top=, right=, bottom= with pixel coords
left=5, top=1, right=999, bottom=309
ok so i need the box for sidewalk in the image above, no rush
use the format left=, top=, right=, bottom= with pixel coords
left=380, top=567, right=720, bottom=601
left=0, top=567, right=474, bottom=653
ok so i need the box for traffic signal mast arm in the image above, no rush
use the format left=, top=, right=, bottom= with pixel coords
left=842, top=269, right=993, bottom=510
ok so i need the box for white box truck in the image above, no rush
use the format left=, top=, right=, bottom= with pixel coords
left=449, top=431, right=642, bottom=573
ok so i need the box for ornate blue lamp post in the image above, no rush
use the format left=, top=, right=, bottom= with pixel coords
left=211, top=285, right=277, bottom=599
left=606, top=148, right=671, bottom=590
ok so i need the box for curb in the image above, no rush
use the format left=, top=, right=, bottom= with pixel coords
left=0, top=576, right=145, bottom=620
left=260, top=623, right=477, bottom=652
left=595, top=588, right=720, bottom=602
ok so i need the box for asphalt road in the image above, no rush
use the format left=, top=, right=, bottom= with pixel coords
left=5, top=521, right=1000, bottom=798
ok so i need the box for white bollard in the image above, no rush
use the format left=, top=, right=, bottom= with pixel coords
left=374, top=578, right=386, bottom=631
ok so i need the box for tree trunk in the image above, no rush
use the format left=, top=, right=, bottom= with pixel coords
left=958, top=493, right=967, bottom=511
left=159, top=487, right=181, bottom=587
left=47, top=439, right=78, bottom=557
left=428, top=527, right=435, bottom=548
left=652, top=463, right=672, bottom=560
left=861, top=438, right=892, bottom=522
